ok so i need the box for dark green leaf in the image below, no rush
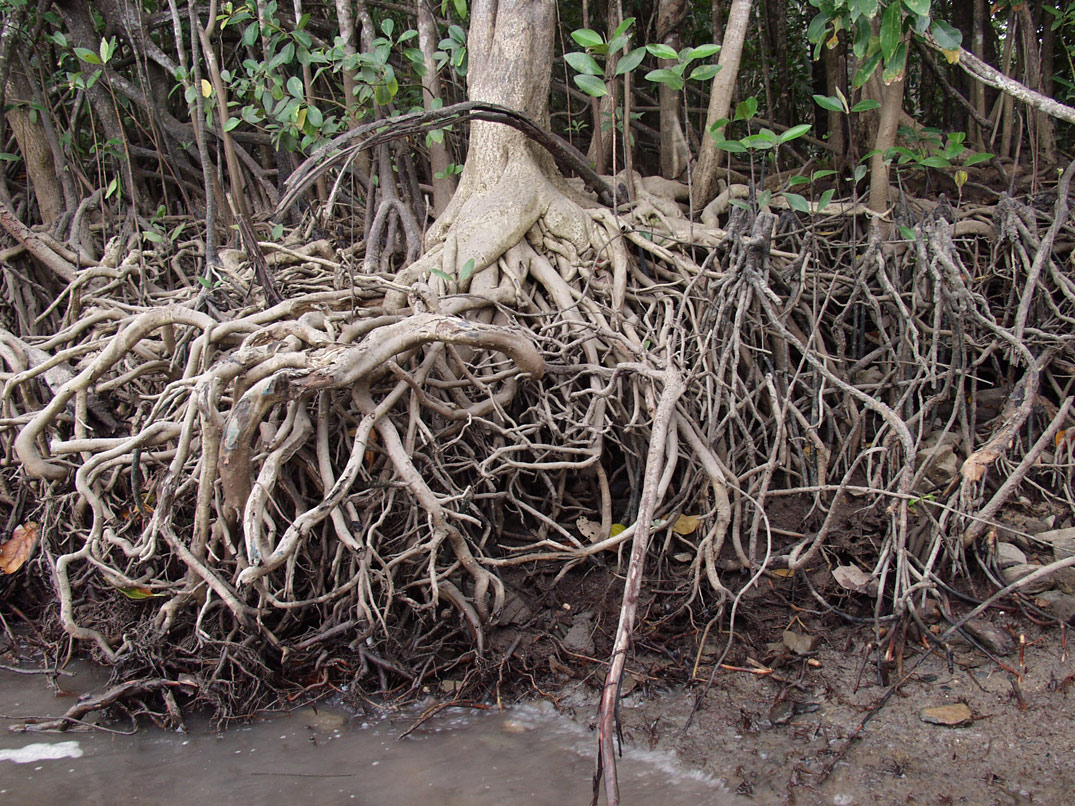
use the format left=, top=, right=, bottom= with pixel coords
left=565, top=51, right=603, bottom=75
left=850, top=98, right=881, bottom=112
left=645, top=43, right=678, bottom=60
left=919, top=155, right=952, bottom=168
left=817, top=188, right=835, bottom=212
left=615, top=46, right=646, bottom=76
left=779, top=123, right=812, bottom=143
left=964, top=152, right=992, bottom=166
left=643, top=68, right=683, bottom=91
left=853, top=51, right=882, bottom=88
left=788, top=175, right=811, bottom=186
left=882, top=42, right=908, bottom=84
left=853, top=21, right=873, bottom=59
left=459, top=258, right=476, bottom=283
left=880, top=1, right=903, bottom=62
left=685, top=43, right=721, bottom=61
left=813, top=93, right=846, bottom=112
left=784, top=192, right=811, bottom=213
left=807, top=12, right=829, bottom=44
left=734, top=96, right=758, bottom=121
left=689, top=64, right=721, bottom=82
left=571, top=28, right=604, bottom=49
left=714, top=138, right=748, bottom=153
left=930, top=19, right=963, bottom=50
left=903, top=0, right=930, bottom=16
left=574, top=74, right=608, bottom=97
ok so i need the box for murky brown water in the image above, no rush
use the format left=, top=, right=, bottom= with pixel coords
left=0, top=666, right=729, bottom=805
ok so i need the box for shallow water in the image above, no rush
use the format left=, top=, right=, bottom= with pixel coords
left=0, top=665, right=730, bottom=805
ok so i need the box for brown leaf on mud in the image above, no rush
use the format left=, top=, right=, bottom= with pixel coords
left=0, top=522, right=40, bottom=574
left=781, top=630, right=817, bottom=655
left=832, top=564, right=872, bottom=593
left=672, top=514, right=701, bottom=535
left=920, top=703, right=973, bottom=726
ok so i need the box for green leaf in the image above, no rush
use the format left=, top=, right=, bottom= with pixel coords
left=758, top=189, right=772, bottom=209
left=853, top=20, right=873, bottom=59
left=430, top=268, right=453, bottom=282
left=897, top=224, right=918, bottom=241
left=784, top=192, right=811, bottom=213
left=141, top=229, right=166, bottom=244
left=645, top=43, right=678, bottom=60
left=565, top=51, right=603, bottom=75
left=643, top=68, right=683, bottom=91
left=224, top=116, right=241, bottom=131
left=453, top=0, right=467, bottom=18
left=930, top=19, right=963, bottom=51
left=853, top=51, right=882, bottom=88
left=0, top=152, right=20, bottom=162
left=817, top=188, right=835, bottom=213
left=286, top=76, right=304, bottom=97
left=850, top=98, right=881, bottom=112
left=684, top=43, right=721, bottom=61
left=615, top=46, right=646, bottom=76
left=74, top=47, right=101, bottom=65
left=811, top=169, right=837, bottom=181
left=688, top=64, right=721, bottom=82
left=612, top=17, right=635, bottom=40
left=779, top=123, right=812, bottom=143
left=882, top=42, right=908, bottom=84
left=902, top=0, right=930, bottom=16
left=734, top=96, right=758, bottom=121
left=571, top=28, right=604, bottom=49
left=306, top=104, right=323, bottom=128
left=850, top=0, right=879, bottom=19
left=919, top=155, right=951, bottom=168
left=714, top=138, right=748, bottom=153
left=964, top=152, right=992, bottom=166
left=807, top=12, right=830, bottom=44
left=880, top=1, right=903, bottom=62
left=574, top=74, right=608, bottom=97
left=853, top=164, right=868, bottom=184
left=741, top=132, right=777, bottom=149
left=813, top=93, right=846, bottom=113
left=459, top=258, right=476, bottom=283
left=787, top=175, right=811, bottom=186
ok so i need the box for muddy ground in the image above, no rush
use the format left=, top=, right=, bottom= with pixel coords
left=513, top=585, right=1075, bottom=806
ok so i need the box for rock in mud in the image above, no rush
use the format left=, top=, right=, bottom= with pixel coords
left=920, top=703, right=973, bottom=726
left=962, top=618, right=1016, bottom=655
left=1001, top=562, right=1054, bottom=594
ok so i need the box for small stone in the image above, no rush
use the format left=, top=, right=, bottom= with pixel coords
left=1001, top=563, right=1054, bottom=594
left=920, top=703, right=973, bottom=726
left=1033, top=591, right=1075, bottom=623
left=963, top=618, right=1016, bottom=655
left=995, top=542, right=1027, bottom=569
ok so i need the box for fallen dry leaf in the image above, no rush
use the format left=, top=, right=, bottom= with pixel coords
left=0, top=522, right=40, bottom=574
left=672, top=514, right=701, bottom=535
left=832, top=564, right=872, bottom=593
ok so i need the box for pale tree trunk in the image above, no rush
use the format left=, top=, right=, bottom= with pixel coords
left=391, top=0, right=590, bottom=297
left=971, top=0, right=987, bottom=150
left=656, top=0, right=689, bottom=178
left=691, top=0, right=752, bottom=208
left=417, top=0, right=454, bottom=215
left=586, top=3, right=621, bottom=175
left=868, top=75, right=904, bottom=217
left=1017, top=3, right=1057, bottom=164
left=5, top=58, right=66, bottom=227
left=824, top=36, right=846, bottom=163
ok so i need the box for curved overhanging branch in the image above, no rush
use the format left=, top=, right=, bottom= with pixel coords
left=278, top=101, right=616, bottom=213
left=924, top=34, right=1075, bottom=125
